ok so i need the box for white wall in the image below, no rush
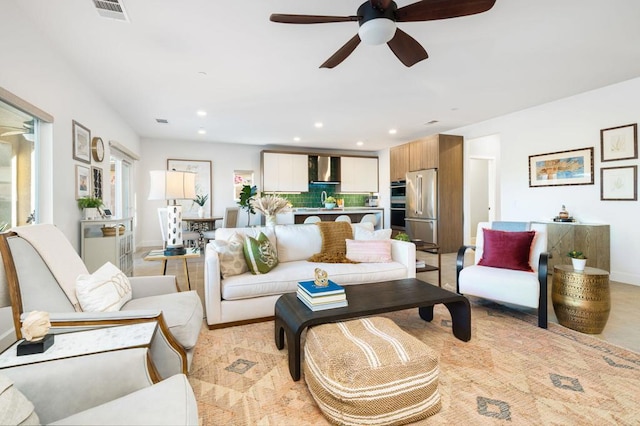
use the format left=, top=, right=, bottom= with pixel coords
left=0, top=2, right=140, bottom=250
left=452, top=77, right=640, bottom=285
left=138, top=138, right=262, bottom=247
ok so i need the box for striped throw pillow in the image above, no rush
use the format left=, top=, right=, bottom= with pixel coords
left=345, top=239, right=392, bottom=263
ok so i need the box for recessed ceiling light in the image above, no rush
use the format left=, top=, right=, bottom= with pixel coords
left=356, top=141, right=364, bottom=146
left=198, top=128, right=206, bottom=135
left=388, top=128, right=397, bottom=135
left=293, top=137, right=301, bottom=142
left=314, top=122, right=323, bottom=129
left=197, top=110, right=207, bottom=117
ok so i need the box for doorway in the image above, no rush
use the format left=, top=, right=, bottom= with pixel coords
left=469, top=158, right=496, bottom=243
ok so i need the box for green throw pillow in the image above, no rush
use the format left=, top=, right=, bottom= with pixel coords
left=243, top=232, right=278, bottom=274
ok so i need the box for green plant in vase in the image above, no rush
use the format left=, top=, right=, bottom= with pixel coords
left=77, top=196, right=103, bottom=220
left=567, top=250, right=587, bottom=271
left=324, top=196, right=336, bottom=209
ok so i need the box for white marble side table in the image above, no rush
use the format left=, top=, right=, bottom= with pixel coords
left=0, top=322, right=158, bottom=379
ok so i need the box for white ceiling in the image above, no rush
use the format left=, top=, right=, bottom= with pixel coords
left=14, top=0, right=640, bottom=151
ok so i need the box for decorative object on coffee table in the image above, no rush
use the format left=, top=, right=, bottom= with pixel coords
left=314, top=268, right=328, bottom=287
left=552, top=265, right=610, bottom=334
left=304, top=316, right=441, bottom=425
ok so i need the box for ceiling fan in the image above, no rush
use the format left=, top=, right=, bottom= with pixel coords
left=270, top=0, right=496, bottom=68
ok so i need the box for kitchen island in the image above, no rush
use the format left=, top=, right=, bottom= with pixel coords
left=292, top=207, right=384, bottom=229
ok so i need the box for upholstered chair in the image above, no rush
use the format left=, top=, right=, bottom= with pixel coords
left=1, top=349, right=198, bottom=425
left=0, top=224, right=203, bottom=378
left=456, top=221, right=549, bottom=328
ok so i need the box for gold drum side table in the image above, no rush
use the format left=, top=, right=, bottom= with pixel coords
left=552, top=265, right=610, bottom=334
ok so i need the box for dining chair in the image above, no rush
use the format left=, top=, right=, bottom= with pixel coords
left=335, top=215, right=351, bottom=223
left=303, top=216, right=321, bottom=224
left=360, top=213, right=377, bottom=227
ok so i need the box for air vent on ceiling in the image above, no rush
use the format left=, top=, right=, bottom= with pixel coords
left=424, top=120, right=439, bottom=126
left=93, top=0, right=129, bottom=21
left=155, top=119, right=169, bottom=124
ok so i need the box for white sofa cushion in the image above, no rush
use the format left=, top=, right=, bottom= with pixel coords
left=221, top=260, right=408, bottom=301
left=75, top=262, right=132, bottom=312
left=275, top=224, right=322, bottom=262
left=458, top=265, right=540, bottom=308
left=122, top=291, right=203, bottom=350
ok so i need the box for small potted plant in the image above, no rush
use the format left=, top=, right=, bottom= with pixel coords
left=567, top=250, right=587, bottom=271
left=237, top=184, right=258, bottom=226
left=77, top=196, right=103, bottom=220
left=193, top=194, right=208, bottom=218
left=324, top=196, right=336, bottom=209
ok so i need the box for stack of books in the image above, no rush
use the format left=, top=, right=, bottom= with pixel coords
left=297, top=280, right=348, bottom=311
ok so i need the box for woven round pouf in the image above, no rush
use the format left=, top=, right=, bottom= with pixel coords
left=304, top=317, right=441, bottom=426
left=552, top=265, right=610, bottom=334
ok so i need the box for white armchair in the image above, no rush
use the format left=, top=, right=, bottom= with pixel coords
left=1, top=348, right=198, bottom=425
left=0, top=224, right=203, bottom=378
left=456, top=221, right=549, bottom=328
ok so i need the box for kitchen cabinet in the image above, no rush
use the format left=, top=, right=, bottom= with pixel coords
left=340, top=156, right=378, bottom=193
left=409, top=136, right=439, bottom=171
left=390, top=144, right=409, bottom=182
left=401, top=134, right=463, bottom=253
left=80, top=217, right=134, bottom=275
left=262, top=152, right=308, bottom=192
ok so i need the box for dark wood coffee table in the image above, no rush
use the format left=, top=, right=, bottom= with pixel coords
left=274, top=278, right=471, bottom=381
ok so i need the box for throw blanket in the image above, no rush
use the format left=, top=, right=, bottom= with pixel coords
left=13, top=224, right=88, bottom=311
left=308, top=221, right=357, bottom=264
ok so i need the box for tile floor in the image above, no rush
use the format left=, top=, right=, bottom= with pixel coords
left=133, top=246, right=640, bottom=353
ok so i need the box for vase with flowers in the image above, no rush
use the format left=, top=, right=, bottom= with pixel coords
left=251, top=194, right=291, bottom=226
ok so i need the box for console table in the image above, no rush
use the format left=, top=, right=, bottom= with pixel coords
left=534, top=221, right=610, bottom=272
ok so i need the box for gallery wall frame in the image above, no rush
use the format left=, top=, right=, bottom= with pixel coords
left=75, top=165, right=90, bottom=199
left=72, top=120, right=91, bottom=164
left=600, top=123, right=638, bottom=162
left=529, top=147, right=594, bottom=187
left=167, top=158, right=212, bottom=217
left=600, top=165, right=637, bottom=201
left=92, top=166, right=103, bottom=199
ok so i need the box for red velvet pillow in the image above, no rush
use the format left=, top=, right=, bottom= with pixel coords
left=478, top=228, right=536, bottom=272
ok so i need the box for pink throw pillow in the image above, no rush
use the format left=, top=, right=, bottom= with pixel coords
left=346, top=239, right=392, bottom=263
left=478, top=228, right=535, bottom=272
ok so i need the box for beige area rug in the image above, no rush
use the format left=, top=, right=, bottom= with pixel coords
left=188, top=300, right=640, bottom=425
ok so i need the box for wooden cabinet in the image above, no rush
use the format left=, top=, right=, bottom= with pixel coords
left=393, top=134, right=463, bottom=253
left=80, top=218, right=134, bottom=275
left=537, top=222, right=610, bottom=272
left=409, top=136, right=439, bottom=171
left=340, top=156, right=378, bottom=193
left=262, top=152, right=308, bottom=192
left=390, top=144, right=409, bottom=182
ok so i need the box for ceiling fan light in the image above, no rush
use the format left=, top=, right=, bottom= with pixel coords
left=358, top=18, right=396, bottom=45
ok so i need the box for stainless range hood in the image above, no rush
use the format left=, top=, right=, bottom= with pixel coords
left=309, top=155, right=340, bottom=184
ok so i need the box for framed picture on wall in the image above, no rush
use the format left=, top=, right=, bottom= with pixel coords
left=600, top=123, right=638, bottom=162
left=72, top=120, right=91, bottom=164
left=167, top=159, right=212, bottom=217
left=529, top=147, right=594, bottom=187
left=600, top=165, right=637, bottom=201
left=92, top=166, right=103, bottom=199
left=75, top=165, right=91, bottom=199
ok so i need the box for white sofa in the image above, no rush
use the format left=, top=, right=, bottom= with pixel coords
left=204, top=223, right=416, bottom=327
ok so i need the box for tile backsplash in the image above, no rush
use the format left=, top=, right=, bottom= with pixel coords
left=268, top=184, right=369, bottom=208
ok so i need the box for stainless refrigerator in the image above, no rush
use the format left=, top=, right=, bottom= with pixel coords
left=405, top=169, right=437, bottom=244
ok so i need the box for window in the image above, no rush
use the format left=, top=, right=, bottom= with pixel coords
left=0, top=99, right=38, bottom=228
left=109, top=142, right=136, bottom=220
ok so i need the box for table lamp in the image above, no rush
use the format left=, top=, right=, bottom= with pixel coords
left=148, top=170, right=196, bottom=256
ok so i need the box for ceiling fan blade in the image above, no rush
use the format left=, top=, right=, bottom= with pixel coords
left=270, top=14, right=358, bottom=24
left=387, top=28, right=428, bottom=67
left=396, top=0, right=496, bottom=22
left=320, top=34, right=362, bottom=69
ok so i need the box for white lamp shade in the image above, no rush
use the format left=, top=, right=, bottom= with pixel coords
left=358, top=18, right=396, bottom=45
left=148, top=170, right=197, bottom=201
